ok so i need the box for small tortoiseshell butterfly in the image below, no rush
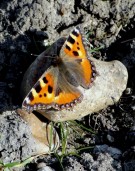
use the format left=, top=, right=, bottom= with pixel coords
left=22, top=27, right=97, bottom=113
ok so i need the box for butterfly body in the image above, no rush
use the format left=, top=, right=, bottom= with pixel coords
left=22, top=27, right=97, bottom=113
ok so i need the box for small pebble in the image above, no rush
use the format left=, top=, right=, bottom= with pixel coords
left=107, top=134, right=114, bottom=143
left=37, top=166, right=54, bottom=171
left=125, top=88, right=132, bottom=95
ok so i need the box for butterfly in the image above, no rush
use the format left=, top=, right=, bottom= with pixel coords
left=22, top=26, right=97, bottom=113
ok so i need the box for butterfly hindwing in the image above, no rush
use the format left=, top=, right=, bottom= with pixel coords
left=54, top=72, right=83, bottom=110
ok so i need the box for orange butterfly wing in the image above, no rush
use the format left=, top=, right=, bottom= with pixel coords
left=60, top=27, right=96, bottom=88
left=22, top=69, right=55, bottom=112
left=22, top=67, right=82, bottom=112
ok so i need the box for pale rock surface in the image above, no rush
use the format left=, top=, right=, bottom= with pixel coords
left=17, top=109, right=59, bottom=153
left=0, top=111, right=51, bottom=163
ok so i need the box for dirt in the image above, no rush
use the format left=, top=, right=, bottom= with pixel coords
left=0, top=0, right=135, bottom=171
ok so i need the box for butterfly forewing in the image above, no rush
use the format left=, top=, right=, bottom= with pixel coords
left=22, top=67, right=57, bottom=112
left=60, top=27, right=95, bottom=88
left=64, top=27, right=87, bottom=59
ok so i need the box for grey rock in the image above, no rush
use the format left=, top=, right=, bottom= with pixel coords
left=0, top=110, right=47, bottom=163
left=81, top=145, right=122, bottom=171
left=37, top=166, right=54, bottom=171
left=65, top=157, right=85, bottom=171
left=91, top=153, right=122, bottom=171
left=93, top=144, right=122, bottom=159
left=107, top=134, right=114, bottom=143
left=65, top=146, right=122, bottom=171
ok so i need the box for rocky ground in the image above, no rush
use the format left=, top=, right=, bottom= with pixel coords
left=0, top=0, right=135, bottom=171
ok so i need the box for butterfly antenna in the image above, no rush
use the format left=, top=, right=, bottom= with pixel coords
left=31, top=53, right=57, bottom=59
left=45, top=55, right=58, bottom=59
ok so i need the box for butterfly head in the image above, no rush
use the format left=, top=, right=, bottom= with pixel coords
left=51, top=56, right=63, bottom=67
